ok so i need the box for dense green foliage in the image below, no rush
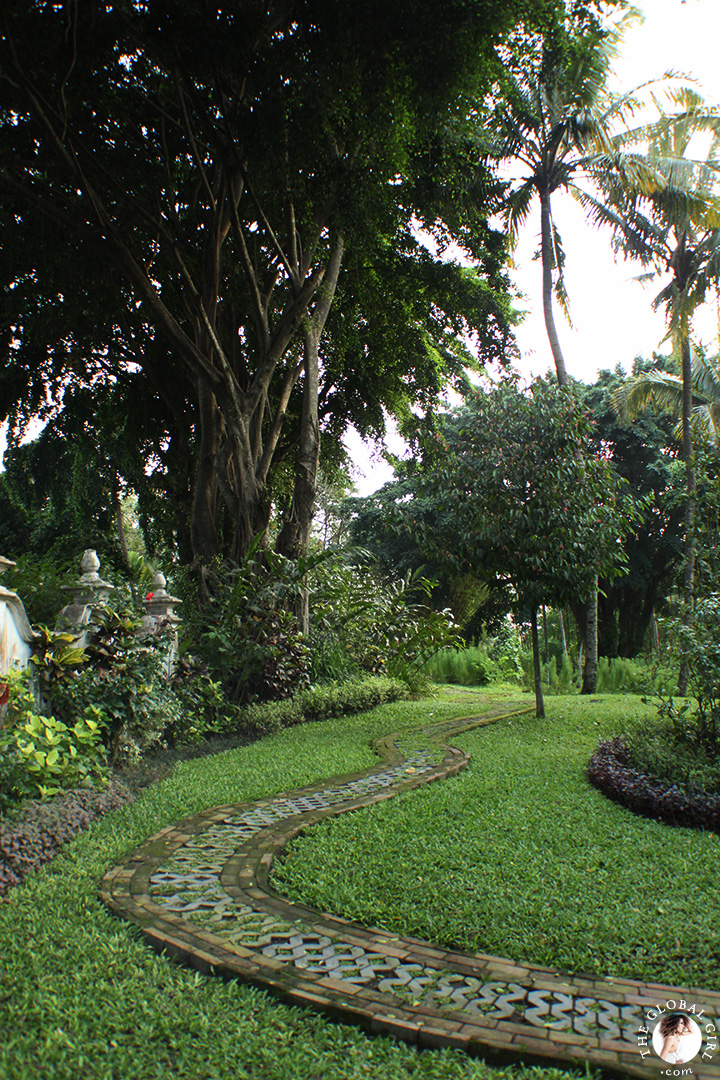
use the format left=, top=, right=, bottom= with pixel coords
left=424, top=641, right=523, bottom=688
left=617, top=594, right=720, bottom=796
left=367, top=378, right=637, bottom=712
left=359, top=379, right=633, bottom=609
left=0, top=668, right=107, bottom=809
left=176, top=545, right=460, bottom=703
left=0, top=542, right=461, bottom=805
left=0, top=0, right=555, bottom=564
left=581, top=364, right=685, bottom=657
left=307, top=555, right=462, bottom=688
left=0, top=435, right=122, bottom=562
left=176, top=550, right=313, bottom=708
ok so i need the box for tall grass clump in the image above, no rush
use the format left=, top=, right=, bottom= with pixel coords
left=424, top=644, right=500, bottom=686
left=519, top=654, right=677, bottom=696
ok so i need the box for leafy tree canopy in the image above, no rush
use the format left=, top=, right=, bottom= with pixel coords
left=0, top=0, right=577, bottom=564
left=581, top=362, right=685, bottom=657
left=397, top=377, right=634, bottom=607
left=372, top=376, right=637, bottom=713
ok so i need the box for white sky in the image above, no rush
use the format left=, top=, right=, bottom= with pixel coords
left=349, top=0, right=720, bottom=493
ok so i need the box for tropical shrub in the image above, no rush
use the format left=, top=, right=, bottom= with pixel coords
left=521, top=651, right=577, bottom=694
left=424, top=644, right=502, bottom=686
left=309, top=556, right=461, bottom=688
left=2, top=553, right=71, bottom=626
left=49, top=610, right=184, bottom=763
left=589, top=598, right=720, bottom=812
left=596, top=656, right=677, bottom=695
left=177, top=549, right=311, bottom=706
left=622, top=722, right=720, bottom=794
left=167, top=655, right=237, bottom=745
left=519, top=654, right=677, bottom=696
left=239, top=676, right=407, bottom=737
left=673, top=594, right=720, bottom=752
left=0, top=669, right=107, bottom=808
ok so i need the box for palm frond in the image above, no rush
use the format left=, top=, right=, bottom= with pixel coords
left=505, top=180, right=536, bottom=236
left=691, top=349, right=720, bottom=402
left=611, top=370, right=683, bottom=422
left=690, top=404, right=720, bottom=445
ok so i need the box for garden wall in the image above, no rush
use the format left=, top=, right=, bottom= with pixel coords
left=0, top=557, right=35, bottom=676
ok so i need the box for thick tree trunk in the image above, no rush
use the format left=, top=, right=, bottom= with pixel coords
left=276, top=235, right=344, bottom=632
left=677, top=324, right=696, bottom=696
left=581, top=575, right=599, bottom=694
left=530, top=606, right=545, bottom=719
left=616, top=585, right=659, bottom=658
left=190, top=380, right=221, bottom=561
left=540, top=189, right=570, bottom=387
left=277, top=331, right=321, bottom=634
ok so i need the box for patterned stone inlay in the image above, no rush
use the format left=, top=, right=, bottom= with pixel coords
left=105, top=711, right=720, bottom=1074
left=149, top=751, right=437, bottom=922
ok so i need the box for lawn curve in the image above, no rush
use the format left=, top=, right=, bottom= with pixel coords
left=100, top=703, right=720, bottom=1079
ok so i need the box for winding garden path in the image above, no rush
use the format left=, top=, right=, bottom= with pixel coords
left=101, top=704, right=720, bottom=1078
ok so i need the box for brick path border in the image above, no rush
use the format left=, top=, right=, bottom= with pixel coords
left=100, top=704, right=720, bottom=1079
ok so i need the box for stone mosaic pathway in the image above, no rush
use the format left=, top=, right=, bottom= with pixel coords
left=101, top=704, right=720, bottom=1078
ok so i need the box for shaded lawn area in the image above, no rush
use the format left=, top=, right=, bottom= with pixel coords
left=1, top=688, right=593, bottom=1080
left=273, top=692, right=719, bottom=992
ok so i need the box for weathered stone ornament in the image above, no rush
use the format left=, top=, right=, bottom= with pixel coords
left=57, top=549, right=115, bottom=645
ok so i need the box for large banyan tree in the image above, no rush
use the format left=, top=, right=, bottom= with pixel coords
left=0, top=0, right=578, bottom=565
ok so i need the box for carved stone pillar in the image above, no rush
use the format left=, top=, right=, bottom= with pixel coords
left=141, top=571, right=181, bottom=675
left=57, top=549, right=115, bottom=647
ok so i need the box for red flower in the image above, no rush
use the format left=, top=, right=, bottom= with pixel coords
left=0, top=682, right=9, bottom=708
left=146, top=592, right=154, bottom=602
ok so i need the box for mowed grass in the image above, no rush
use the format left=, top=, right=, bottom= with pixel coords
left=273, top=692, right=720, bottom=991
left=0, top=688, right=593, bottom=1080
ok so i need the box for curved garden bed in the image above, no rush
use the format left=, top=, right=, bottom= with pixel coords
left=587, top=736, right=720, bottom=833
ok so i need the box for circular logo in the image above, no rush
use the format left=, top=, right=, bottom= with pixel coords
left=651, top=1013, right=703, bottom=1065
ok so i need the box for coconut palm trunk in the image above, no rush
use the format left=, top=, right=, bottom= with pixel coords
left=540, top=189, right=570, bottom=388
left=678, top=306, right=697, bottom=695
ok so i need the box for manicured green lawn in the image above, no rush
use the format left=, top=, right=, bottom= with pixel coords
left=1, top=688, right=591, bottom=1080
left=273, top=691, right=720, bottom=991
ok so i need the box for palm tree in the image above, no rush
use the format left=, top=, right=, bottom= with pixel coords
left=613, top=348, right=720, bottom=446
left=491, top=5, right=662, bottom=386
left=602, top=97, right=720, bottom=689
left=490, top=6, right=668, bottom=691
